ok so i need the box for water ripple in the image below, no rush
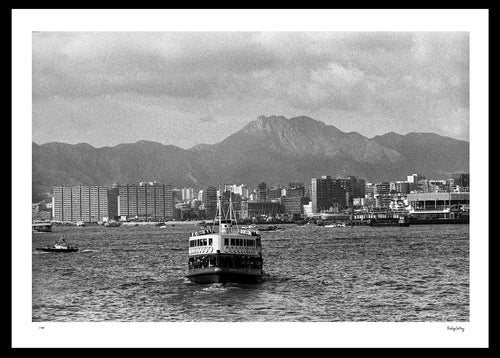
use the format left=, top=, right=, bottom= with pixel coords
left=32, top=223, right=469, bottom=322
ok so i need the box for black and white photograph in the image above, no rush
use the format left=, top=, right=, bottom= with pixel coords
left=12, top=9, right=489, bottom=348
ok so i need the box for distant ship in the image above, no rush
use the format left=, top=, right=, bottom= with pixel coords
left=186, top=189, right=264, bottom=284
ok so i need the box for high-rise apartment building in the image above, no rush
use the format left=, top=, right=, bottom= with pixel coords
left=53, top=185, right=114, bottom=223
left=118, top=183, right=173, bottom=220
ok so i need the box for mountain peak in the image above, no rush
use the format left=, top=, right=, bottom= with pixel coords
left=249, top=115, right=328, bottom=133
left=255, top=115, right=288, bottom=128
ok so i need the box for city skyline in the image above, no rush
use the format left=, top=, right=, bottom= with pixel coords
left=33, top=31, right=469, bottom=148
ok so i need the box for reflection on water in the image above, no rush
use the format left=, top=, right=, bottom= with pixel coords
left=32, top=224, right=469, bottom=322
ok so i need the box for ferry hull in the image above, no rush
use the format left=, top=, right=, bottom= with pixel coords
left=186, top=268, right=263, bottom=284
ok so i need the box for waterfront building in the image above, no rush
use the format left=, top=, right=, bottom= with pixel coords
left=407, top=174, right=425, bottom=192
left=311, top=175, right=347, bottom=213
left=311, top=176, right=332, bottom=213
left=406, top=192, right=469, bottom=219
left=337, top=176, right=366, bottom=199
left=286, top=183, right=305, bottom=198
left=452, top=173, right=470, bottom=191
left=303, top=201, right=314, bottom=217
left=428, top=180, right=448, bottom=192
left=53, top=185, right=113, bottom=223
left=331, top=179, right=347, bottom=209
left=237, top=185, right=250, bottom=199
left=395, top=181, right=410, bottom=195
left=374, top=182, right=391, bottom=195
left=108, top=184, right=119, bottom=220
left=267, top=186, right=282, bottom=200
left=257, top=182, right=268, bottom=202
left=203, top=186, right=218, bottom=220
left=337, top=176, right=365, bottom=208
left=181, top=187, right=194, bottom=202
left=281, top=196, right=310, bottom=215
left=247, top=201, right=281, bottom=218
left=172, top=189, right=182, bottom=204
left=375, top=194, right=394, bottom=209
left=118, top=183, right=174, bottom=221
left=365, top=182, right=375, bottom=198
left=352, top=197, right=365, bottom=207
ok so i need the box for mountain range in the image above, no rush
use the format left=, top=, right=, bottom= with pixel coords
left=32, top=115, right=469, bottom=198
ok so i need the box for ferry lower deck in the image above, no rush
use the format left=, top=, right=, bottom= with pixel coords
left=187, top=253, right=263, bottom=284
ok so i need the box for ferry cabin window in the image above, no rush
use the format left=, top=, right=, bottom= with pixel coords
left=224, top=238, right=229, bottom=246
left=209, top=238, right=212, bottom=246
left=231, top=238, right=235, bottom=246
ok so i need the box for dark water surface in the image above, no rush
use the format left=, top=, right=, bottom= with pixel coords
left=32, top=224, right=469, bottom=322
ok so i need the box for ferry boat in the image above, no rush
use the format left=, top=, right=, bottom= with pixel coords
left=186, top=190, right=264, bottom=284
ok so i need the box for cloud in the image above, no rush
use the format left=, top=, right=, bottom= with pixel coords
left=32, top=31, right=470, bottom=144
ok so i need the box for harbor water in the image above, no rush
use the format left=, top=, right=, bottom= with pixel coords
left=32, top=224, right=469, bottom=322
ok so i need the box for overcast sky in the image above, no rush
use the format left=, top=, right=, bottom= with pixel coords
left=32, top=31, right=469, bottom=148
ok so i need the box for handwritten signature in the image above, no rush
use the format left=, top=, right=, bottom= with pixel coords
left=447, top=326, right=465, bottom=333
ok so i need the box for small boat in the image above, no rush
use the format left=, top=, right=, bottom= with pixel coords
left=36, top=237, right=78, bottom=253
left=325, top=222, right=347, bottom=228
left=257, top=225, right=285, bottom=232
left=104, top=220, right=121, bottom=227
left=32, top=222, right=52, bottom=233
